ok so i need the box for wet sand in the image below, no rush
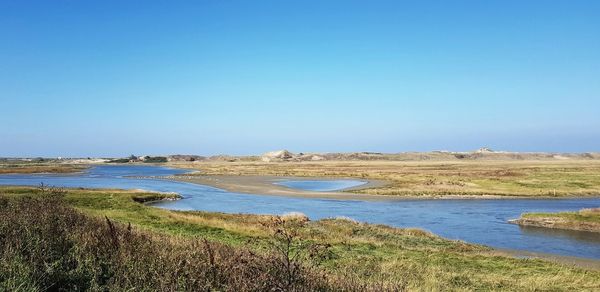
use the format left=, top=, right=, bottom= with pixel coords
left=166, top=174, right=580, bottom=201
left=170, top=175, right=393, bottom=201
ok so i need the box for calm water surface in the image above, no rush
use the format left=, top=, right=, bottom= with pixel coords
left=275, top=180, right=367, bottom=191
left=1, top=165, right=599, bottom=260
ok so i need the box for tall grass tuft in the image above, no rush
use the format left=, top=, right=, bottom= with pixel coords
left=0, top=189, right=402, bottom=291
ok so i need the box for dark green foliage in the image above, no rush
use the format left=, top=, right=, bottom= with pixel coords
left=107, top=158, right=131, bottom=163
left=143, top=156, right=168, bottom=163
left=131, top=192, right=181, bottom=203
left=107, top=156, right=167, bottom=163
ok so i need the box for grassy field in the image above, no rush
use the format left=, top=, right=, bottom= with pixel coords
left=2, top=158, right=600, bottom=198
left=514, top=208, right=600, bottom=233
left=0, top=162, right=86, bottom=174
left=167, top=160, right=600, bottom=197
left=1, top=191, right=360, bottom=291
left=1, top=186, right=599, bottom=291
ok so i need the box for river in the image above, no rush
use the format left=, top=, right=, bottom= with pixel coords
left=1, top=165, right=598, bottom=260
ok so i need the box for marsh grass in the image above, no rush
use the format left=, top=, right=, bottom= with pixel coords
left=1, top=186, right=599, bottom=291
left=0, top=163, right=85, bottom=174
left=519, top=207, right=600, bottom=234
left=171, top=160, right=600, bottom=197
left=0, top=191, right=398, bottom=291
left=523, top=208, right=600, bottom=224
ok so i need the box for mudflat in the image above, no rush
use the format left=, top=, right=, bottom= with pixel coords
left=171, top=174, right=391, bottom=200
left=167, top=159, right=600, bottom=198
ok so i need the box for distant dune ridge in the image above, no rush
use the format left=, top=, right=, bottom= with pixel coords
left=103, top=149, right=600, bottom=163
left=2, top=148, right=599, bottom=162
left=163, top=148, right=600, bottom=162
left=234, top=148, right=600, bottom=163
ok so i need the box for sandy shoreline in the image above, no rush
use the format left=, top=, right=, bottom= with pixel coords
left=168, top=174, right=393, bottom=201
left=159, top=174, right=600, bottom=201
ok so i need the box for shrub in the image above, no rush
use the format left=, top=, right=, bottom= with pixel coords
left=0, top=191, right=399, bottom=291
left=107, top=158, right=131, bottom=163
left=143, top=156, right=168, bottom=163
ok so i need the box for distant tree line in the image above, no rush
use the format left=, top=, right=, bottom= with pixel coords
left=107, top=155, right=167, bottom=163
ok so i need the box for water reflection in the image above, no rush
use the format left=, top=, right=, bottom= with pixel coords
left=274, top=179, right=367, bottom=192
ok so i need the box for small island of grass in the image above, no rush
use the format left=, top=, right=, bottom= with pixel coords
left=510, top=208, right=600, bottom=233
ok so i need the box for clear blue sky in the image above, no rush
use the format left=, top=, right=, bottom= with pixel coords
left=1, top=1, right=599, bottom=157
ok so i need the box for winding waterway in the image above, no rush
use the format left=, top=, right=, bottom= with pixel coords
left=274, top=179, right=367, bottom=191
left=1, top=165, right=599, bottom=260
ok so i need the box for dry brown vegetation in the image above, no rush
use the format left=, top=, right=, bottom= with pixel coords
left=168, top=160, right=600, bottom=197
left=0, top=163, right=85, bottom=174
left=0, top=190, right=398, bottom=291
left=514, top=207, right=600, bottom=233
left=1, top=186, right=600, bottom=290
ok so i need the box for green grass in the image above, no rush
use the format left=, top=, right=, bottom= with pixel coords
left=518, top=208, right=600, bottom=234
left=1, top=186, right=600, bottom=290
left=523, top=208, right=600, bottom=224
left=0, top=163, right=85, bottom=174
left=1, top=193, right=358, bottom=291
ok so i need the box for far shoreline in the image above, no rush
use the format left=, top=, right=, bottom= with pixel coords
left=2, top=162, right=600, bottom=201
left=157, top=173, right=600, bottom=201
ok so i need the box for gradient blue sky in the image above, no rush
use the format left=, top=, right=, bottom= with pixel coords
left=1, top=1, right=599, bottom=157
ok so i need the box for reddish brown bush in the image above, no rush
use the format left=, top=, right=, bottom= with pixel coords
left=0, top=190, right=403, bottom=291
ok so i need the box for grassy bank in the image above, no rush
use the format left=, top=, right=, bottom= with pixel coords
left=0, top=193, right=365, bottom=291
left=1, top=186, right=599, bottom=290
left=512, top=208, right=600, bottom=233
left=167, top=160, right=600, bottom=197
left=0, top=163, right=86, bottom=174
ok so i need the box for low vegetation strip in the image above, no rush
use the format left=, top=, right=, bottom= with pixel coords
left=1, top=186, right=599, bottom=290
left=0, top=163, right=85, bottom=174
left=168, top=160, right=600, bottom=197
left=511, top=208, right=600, bottom=233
